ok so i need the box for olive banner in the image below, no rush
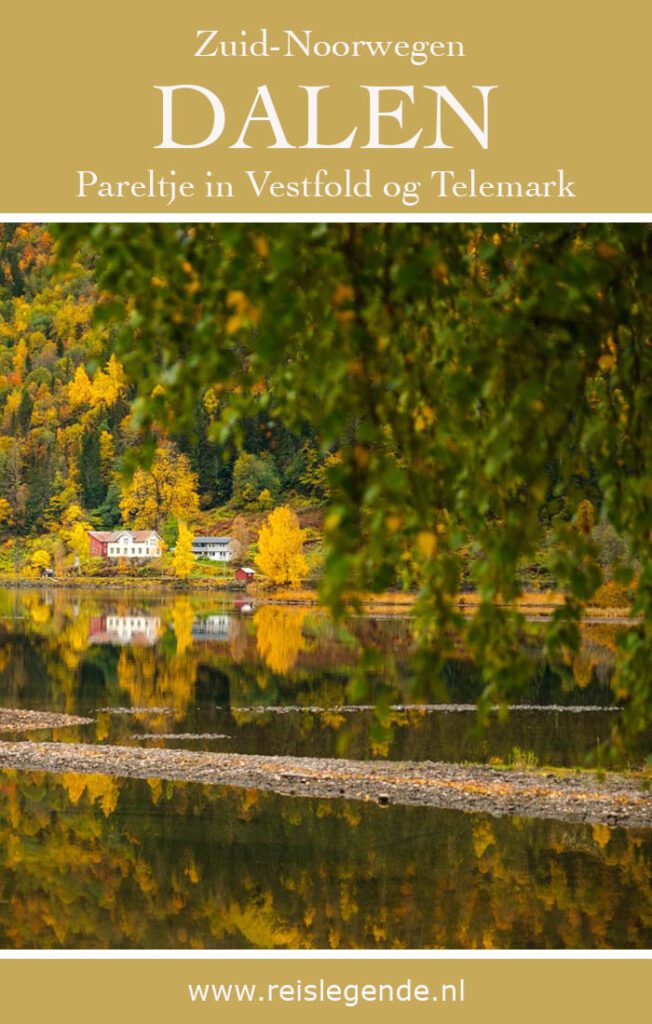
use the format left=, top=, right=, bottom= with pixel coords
left=0, top=958, right=649, bottom=1024
left=1, top=0, right=651, bottom=214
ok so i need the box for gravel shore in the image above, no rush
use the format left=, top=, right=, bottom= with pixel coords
left=0, top=710, right=93, bottom=733
left=0, top=739, right=649, bottom=828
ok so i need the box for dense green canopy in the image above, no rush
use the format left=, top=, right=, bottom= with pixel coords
left=56, top=224, right=652, bottom=754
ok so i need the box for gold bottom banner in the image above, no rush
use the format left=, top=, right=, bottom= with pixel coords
left=0, top=958, right=648, bottom=1024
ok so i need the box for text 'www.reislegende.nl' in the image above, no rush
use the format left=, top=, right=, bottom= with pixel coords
left=188, top=977, right=466, bottom=1008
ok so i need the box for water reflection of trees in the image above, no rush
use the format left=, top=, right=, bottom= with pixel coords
left=254, top=606, right=308, bottom=673
left=0, top=589, right=629, bottom=759
left=0, top=769, right=650, bottom=949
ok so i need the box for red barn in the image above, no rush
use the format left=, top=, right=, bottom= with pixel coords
left=235, top=567, right=256, bottom=583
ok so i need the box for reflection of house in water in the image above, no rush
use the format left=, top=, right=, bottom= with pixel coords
left=88, top=614, right=161, bottom=646
left=191, top=614, right=232, bottom=642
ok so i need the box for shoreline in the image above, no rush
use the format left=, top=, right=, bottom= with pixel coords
left=0, top=577, right=633, bottom=619
left=0, top=740, right=649, bottom=828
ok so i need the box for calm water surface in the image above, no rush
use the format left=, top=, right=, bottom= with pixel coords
left=0, top=588, right=650, bottom=948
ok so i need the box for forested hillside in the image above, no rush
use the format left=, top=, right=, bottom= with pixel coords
left=0, top=225, right=324, bottom=559
left=0, top=223, right=637, bottom=594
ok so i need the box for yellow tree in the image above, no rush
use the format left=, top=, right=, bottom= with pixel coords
left=255, top=506, right=308, bottom=587
left=30, top=549, right=52, bottom=573
left=12, top=338, right=28, bottom=381
left=119, top=440, right=200, bottom=530
left=99, top=430, right=115, bottom=481
left=90, top=354, right=127, bottom=409
left=61, top=504, right=91, bottom=564
left=67, top=365, right=93, bottom=407
left=3, top=389, right=21, bottom=430
left=0, top=497, right=14, bottom=537
left=172, top=522, right=195, bottom=579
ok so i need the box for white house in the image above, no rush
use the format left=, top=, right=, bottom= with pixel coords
left=191, top=536, right=233, bottom=562
left=89, top=530, right=163, bottom=560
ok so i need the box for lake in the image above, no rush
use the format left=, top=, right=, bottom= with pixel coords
left=0, top=587, right=650, bottom=948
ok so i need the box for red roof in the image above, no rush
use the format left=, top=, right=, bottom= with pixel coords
left=88, top=530, right=161, bottom=542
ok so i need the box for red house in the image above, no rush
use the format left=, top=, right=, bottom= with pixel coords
left=235, top=566, right=256, bottom=583
left=88, top=531, right=112, bottom=557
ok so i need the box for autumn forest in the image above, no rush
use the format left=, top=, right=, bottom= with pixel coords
left=0, top=224, right=323, bottom=577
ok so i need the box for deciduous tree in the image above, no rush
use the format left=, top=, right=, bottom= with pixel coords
left=172, top=521, right=195, bottom=579
left=255, top=506, right=308, bottom=587
left=30, top=549, right=51, bottom=573
left=120, top=440, right=199, bottom=530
